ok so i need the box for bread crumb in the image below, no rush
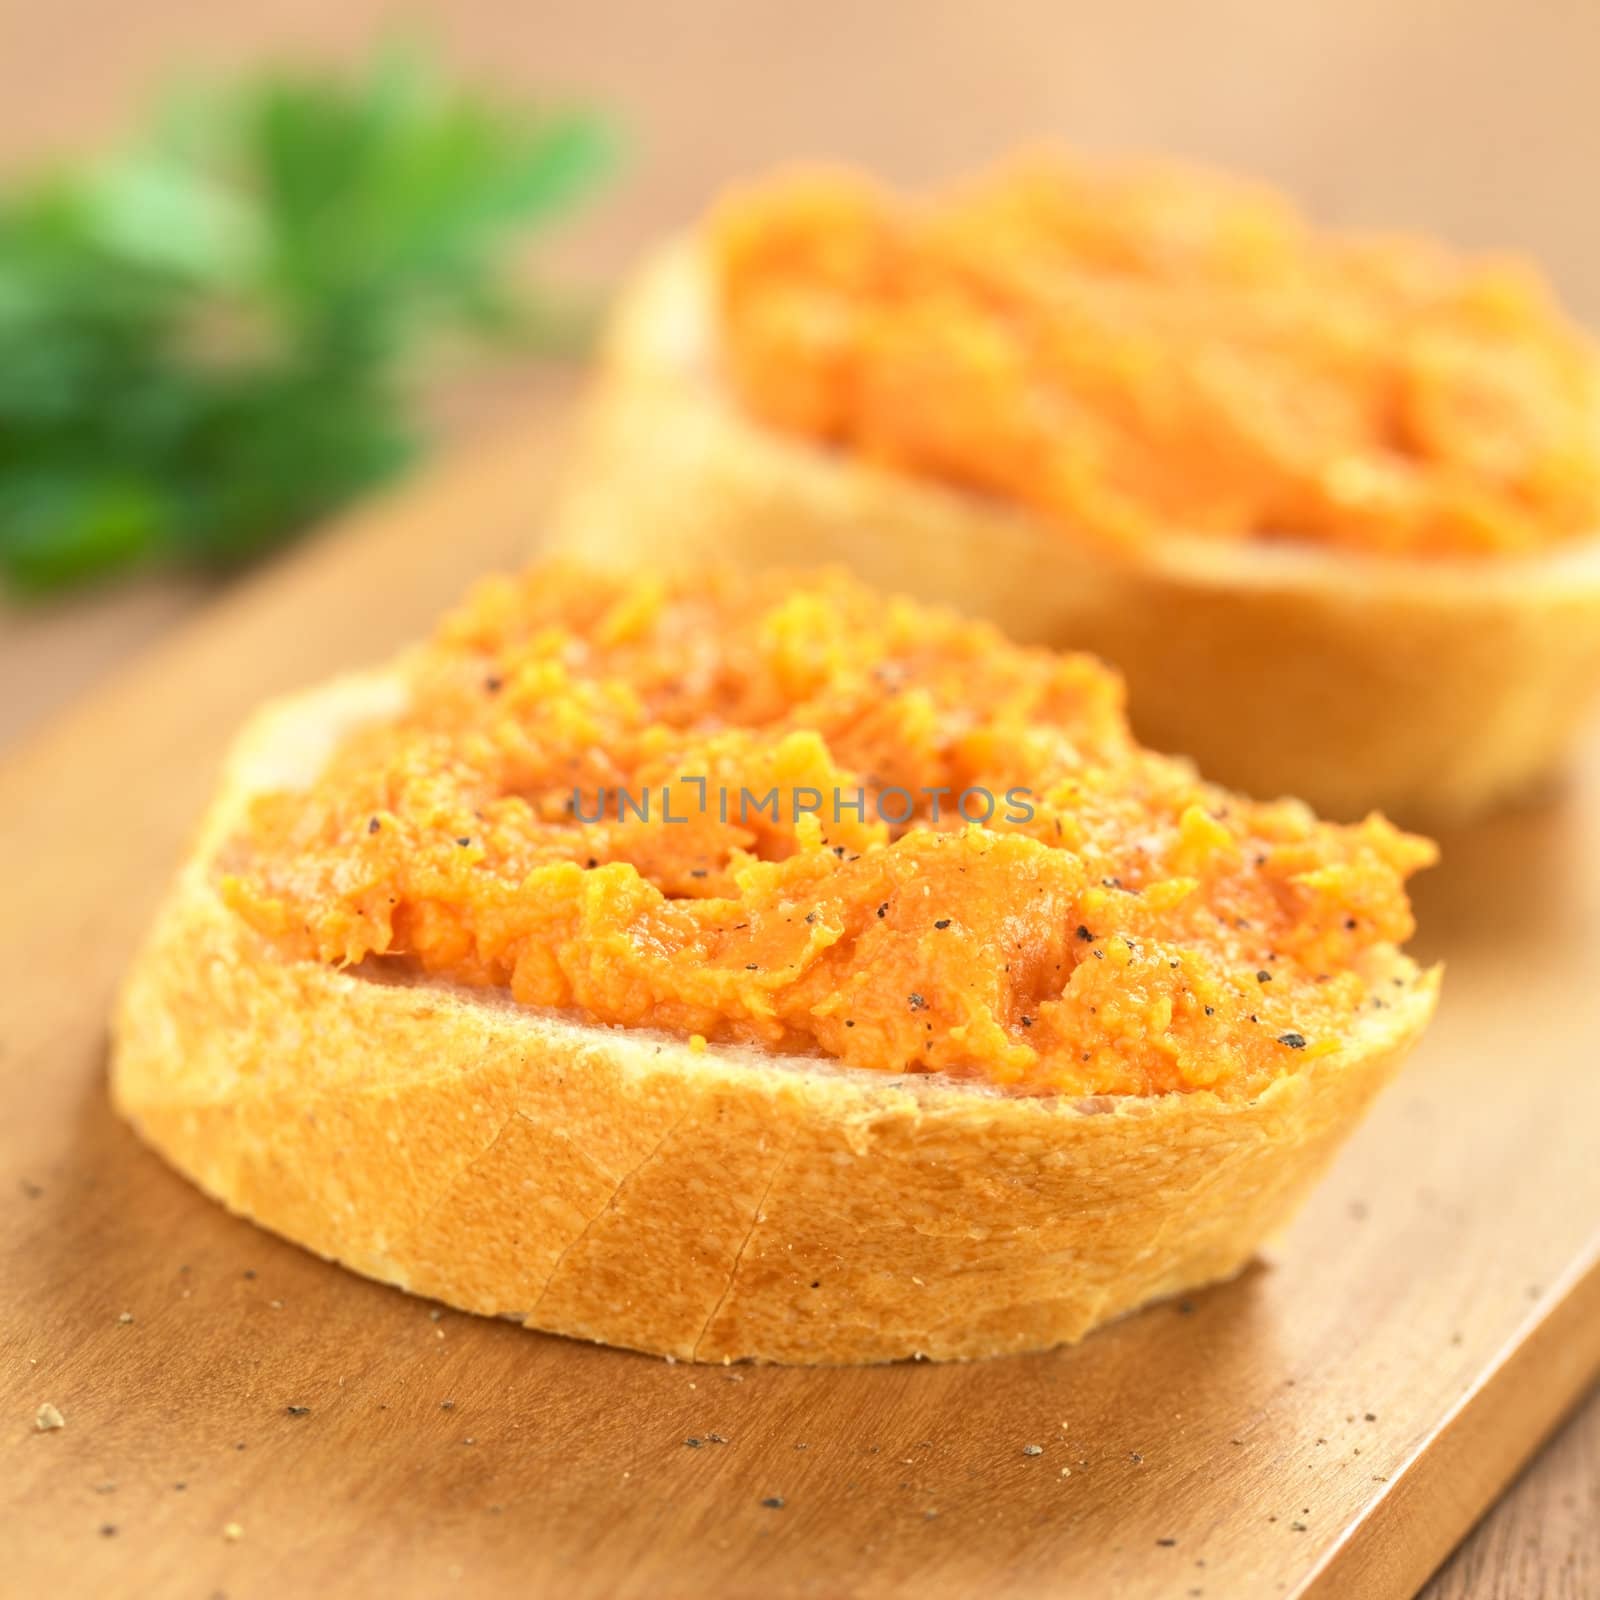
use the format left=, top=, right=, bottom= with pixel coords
left=223, top=1522, right=244, bottom=1541
left=117, top=1311, right=134, bottom=1324
left=34, top=1403, right=65, bottom=1431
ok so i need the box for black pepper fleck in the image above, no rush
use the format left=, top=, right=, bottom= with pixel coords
left=1277, top=1033, right=1308, bottom=1049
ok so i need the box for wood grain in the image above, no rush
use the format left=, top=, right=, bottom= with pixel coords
left=1426, top=1384, right=1599, bottom=1600
left=2, top=401, right=1598, bottom=1600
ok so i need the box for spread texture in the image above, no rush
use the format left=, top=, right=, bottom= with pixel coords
left=712, top=155, right=1600, bottom=559
left=224, top=563, right=1435, bottom=1097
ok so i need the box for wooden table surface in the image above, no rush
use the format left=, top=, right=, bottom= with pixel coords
left=1, top=4, right=1597, bottom=1594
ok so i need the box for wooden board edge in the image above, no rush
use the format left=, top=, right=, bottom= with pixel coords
left=1299, top=1231, right=1600, bottom=1598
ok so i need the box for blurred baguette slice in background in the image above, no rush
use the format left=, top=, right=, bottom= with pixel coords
left=551, top=239, right=1600, bottom=825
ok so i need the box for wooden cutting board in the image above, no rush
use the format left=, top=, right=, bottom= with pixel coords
left=3, top=408, right=1598, bottom=1600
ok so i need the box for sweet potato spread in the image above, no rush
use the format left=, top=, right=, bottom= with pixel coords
left=224, top=564, right=1435, bottom=1097
left=712, top=155, right=1600, bottom=558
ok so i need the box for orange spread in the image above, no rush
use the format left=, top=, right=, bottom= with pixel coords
left=224, top=564, right=1435, bottom=1098
left=712, top=155, right=1600, bottom=558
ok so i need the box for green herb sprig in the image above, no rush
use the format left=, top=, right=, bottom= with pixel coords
left=0, top=48, right=616, bottom=594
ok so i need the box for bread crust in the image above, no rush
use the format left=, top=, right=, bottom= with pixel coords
left=111, top=673, right=1439, bottom=1364
left=551, top=240, right=1600, bottom=825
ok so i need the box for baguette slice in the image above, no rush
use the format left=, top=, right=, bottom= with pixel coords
left=551, top=239, right=1600, bottom=825
left=111, top=669, right=1439, bottom=1365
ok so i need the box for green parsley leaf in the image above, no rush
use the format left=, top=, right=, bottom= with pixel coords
left=0, top=44, right=617, bottom=595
